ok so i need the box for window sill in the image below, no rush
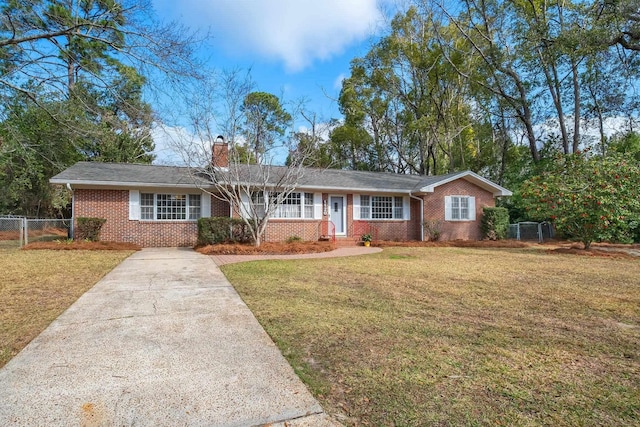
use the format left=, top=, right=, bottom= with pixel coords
left=135, top=220, right=199, bottom=223
left=358, top=219, right=408, bottom=222
left=269, top=218, right=321, bottom=222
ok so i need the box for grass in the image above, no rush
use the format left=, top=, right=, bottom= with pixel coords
left=0, top=248, right=134, bottom=368
left=222, top=246, right=640, bottom=426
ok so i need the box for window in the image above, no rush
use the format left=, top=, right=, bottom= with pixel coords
left=188, top=194, right=201, bottom=220
left=273, top=192, right=301, bottom=218
left=446, top=196, right=475, bottom=221
left=252, top=191, right=316, bottom=219
left=140, top=193, right=202, bottom=221
left=251, top=191, right=266, bottom=217
left=141, top=193, right=154, bottom=220
left=304, top=193, right=314, bottom=218
left=360, top=195, right=404, bottom=219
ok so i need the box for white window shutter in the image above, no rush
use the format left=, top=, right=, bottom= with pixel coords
left=403, top=196, right=410, bottom=220
left=129, top=190, right=140, bottom=220
left=240, top=191, right=250, bottom=219
left=468, top=196, right=476, bottom=220
left=313, top=193, right=322, bottom=219
left=353, top=194, right=361, bottom=220
left=201, top=192, right=211, bottom=218
left=444, top=196, right=452, bottom=221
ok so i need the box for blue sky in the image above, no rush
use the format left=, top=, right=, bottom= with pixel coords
left=149, top=0, right=394, bottom=163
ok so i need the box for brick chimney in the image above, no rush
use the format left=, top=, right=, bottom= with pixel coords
left=212, top=135, right=229, bottom=168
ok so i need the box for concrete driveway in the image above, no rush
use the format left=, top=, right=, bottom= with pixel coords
left=0, top=248, right=338, bottom=426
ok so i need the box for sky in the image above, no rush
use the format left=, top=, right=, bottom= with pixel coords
left=150, top=0, right=395, bottom=164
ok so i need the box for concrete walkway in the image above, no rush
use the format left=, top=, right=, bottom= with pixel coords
left=211, top=246, right=382, bottom=266
left=0, top=248, right=339, bottom=426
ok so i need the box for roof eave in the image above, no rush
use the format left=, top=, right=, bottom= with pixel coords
left=417, top=171, right=512, bottom=197
left=50, top=178, right=208, bottom=189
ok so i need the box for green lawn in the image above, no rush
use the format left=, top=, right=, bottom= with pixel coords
left=222, top=247, right=640, bottom=426
left=0, top=248, right=134, bottom=368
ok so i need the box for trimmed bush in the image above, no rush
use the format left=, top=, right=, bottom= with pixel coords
left=75, top=217, right=107, bottom=241
left=197, top=217, right=252, bottom=245
left=481, top=207, right=509, bottom=240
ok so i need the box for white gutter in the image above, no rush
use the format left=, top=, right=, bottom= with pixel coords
left=410, top=193, right=424, bottom=241
left=66, top=183, right=74, bottom=239
left=50, top=179, right=203, bottom=188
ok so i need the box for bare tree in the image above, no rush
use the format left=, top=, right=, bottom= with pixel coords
left=165, top=69, right=316, bottom=246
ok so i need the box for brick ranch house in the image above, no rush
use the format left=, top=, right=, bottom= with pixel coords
left=51, top=144, right=512, bottom=247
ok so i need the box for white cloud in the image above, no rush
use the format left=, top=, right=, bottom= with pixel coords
left=151, top=124, right=206, bottom=166
left=333, top=73, right=346, bottom=90
left=158, top=0, right=384, bottom=71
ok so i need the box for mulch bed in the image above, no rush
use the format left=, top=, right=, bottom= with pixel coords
left=196, top=241, right=336, bottom=255
left=22, top=241, right=141, bottom=251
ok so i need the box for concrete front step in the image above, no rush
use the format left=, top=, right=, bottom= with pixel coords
left=334, top=238, right=363, bottom=247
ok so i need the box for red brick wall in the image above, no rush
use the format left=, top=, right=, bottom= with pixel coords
left=422, top=179, right=495, bottom=240
left=368, top=198, right=420, bottom=241
left=74, top=181, right=495, bottom=246
left=73, top=189, right=230, bottom=247
left=211, top=196, right=230, bottom=217
left=261, top=193, right=423, bottom=242
left=263, top=220, right=323, bottom=241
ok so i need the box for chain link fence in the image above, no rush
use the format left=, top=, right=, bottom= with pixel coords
left=508, top=221, right=554, bottom=242
left=0, top=216, right=71, bottom=248
left=0, top=216, right=25, bottom=248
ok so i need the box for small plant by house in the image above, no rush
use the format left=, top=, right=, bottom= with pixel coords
left=197, top=217, right=252, bottom=245
left=361, top=233, right=372, bottom=246
left=75, top=217, right=106, bottom=241
left=481, top=207, right=509, bottom=240
left=424, top=219, right=442, bottom=241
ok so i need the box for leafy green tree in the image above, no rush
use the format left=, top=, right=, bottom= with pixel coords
left=338, top=7, right=482, bottom=175
left=240, top=92, right=292, bottom=163
left=0, top=0, right=200, bottom=104
left=609, top=130, right=640, bottom=162
left=0, top=96, right=82, bottom=216
left=520, top=152, right=640, bottom=248
left=328, top=124, right=378, bottom=170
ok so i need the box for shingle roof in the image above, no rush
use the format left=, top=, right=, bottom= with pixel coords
left=50, top=162, right=210, bottom=187
left=50, top=161, right=511, bottom=196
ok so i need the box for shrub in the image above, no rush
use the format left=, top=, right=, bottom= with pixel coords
left=520, top=152, right=640, bottom=248
left=197, top=217, right=252, bottom=245
left=286, top=236, right=303, bottom=243
left=481, top=207, right=509, bottom=240
left=424, top=220, right=442, bottom=241
left=75, top=217, right=107, bottom=241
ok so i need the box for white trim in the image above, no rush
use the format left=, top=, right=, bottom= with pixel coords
left=353, top=194, right=361, bottom=220
left=469, top=196, right=476, bottom=221
left=201, top=192, right=211, bottom=218
left=418, top=171, right=512, bottom=196
left=445, top=195, right=476, bottom=221
left=402, top=196, right=410, bottom=220
left=329, top=195, right=347, bottom=236
left=358, top=194, right=408, bottom=221
left=240, top=191, right=251, bottom=219
left=313, top=193, right=323, bottom=219
left=129, top=190, right=140, bottom=220
left=50, top=179, right=207, bottom=189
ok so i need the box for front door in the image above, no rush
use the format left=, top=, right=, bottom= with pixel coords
left=329, top=196, right=346, bottom=235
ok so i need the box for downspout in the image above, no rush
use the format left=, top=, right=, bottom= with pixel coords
left=410, top=193, right=424, bottom=241
left=66, top=183, right=74, bottom=239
